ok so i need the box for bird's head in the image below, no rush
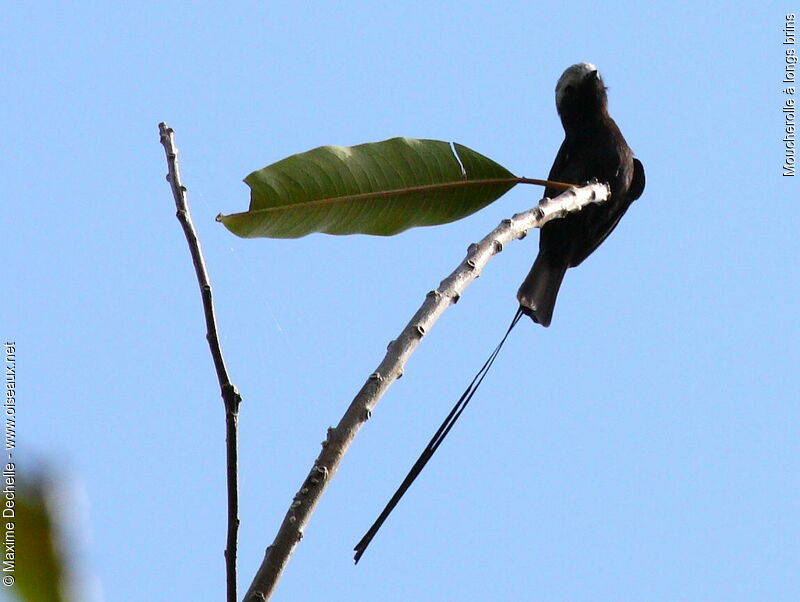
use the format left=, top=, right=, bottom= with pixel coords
left=554, top=62, right=609, bottom=125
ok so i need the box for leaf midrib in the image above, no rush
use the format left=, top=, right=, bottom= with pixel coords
left=231, top=176, right=572, bottom=218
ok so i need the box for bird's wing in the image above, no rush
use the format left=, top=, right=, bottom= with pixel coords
left=569, top=156, right=645, bottom=267
left=544, top=140, right=576, bottom=198
left=629, top=158, right=646, bottom=201
left=569, top=204, right=627, bottom=267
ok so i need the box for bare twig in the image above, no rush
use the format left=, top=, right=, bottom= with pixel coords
left=243, top=182, right=610, bottom=601
left=158, top=122, right=242, bottom=602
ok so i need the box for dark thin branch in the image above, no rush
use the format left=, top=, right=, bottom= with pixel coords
left=242, top=182, right=610, bottom=601
left=158, top=122, right=242, bottom=602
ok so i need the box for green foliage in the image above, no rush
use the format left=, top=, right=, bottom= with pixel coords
left=218, top=137, right=520, bottom=238
left=8, top=475, right=67, bottom=602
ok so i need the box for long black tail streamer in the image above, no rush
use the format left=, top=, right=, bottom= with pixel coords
left=354, top=306, right=525, bottom=563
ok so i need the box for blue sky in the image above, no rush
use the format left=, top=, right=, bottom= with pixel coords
left=4, top=2, right=799, bottom=601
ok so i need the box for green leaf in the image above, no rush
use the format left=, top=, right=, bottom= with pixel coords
left=13, top=475, right=69, bottom=602
left=217, top=137, right=519, bottom=238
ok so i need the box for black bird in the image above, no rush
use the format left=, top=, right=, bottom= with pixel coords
left=354, top=64, right=645, bottom=563
left=517, top=63, right=645, bottom=326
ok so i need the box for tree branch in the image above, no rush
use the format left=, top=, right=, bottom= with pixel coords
left=158, top=122, right=243, bottom=602
left=243, top=181, right=610, bottom=601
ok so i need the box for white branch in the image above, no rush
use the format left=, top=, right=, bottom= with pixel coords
left=243, top=182, right=610, bottom=601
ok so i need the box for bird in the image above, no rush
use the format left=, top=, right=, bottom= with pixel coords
left=517, top=62, right=646, bottom=327
left=353, top=64, right=645, bottom=564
